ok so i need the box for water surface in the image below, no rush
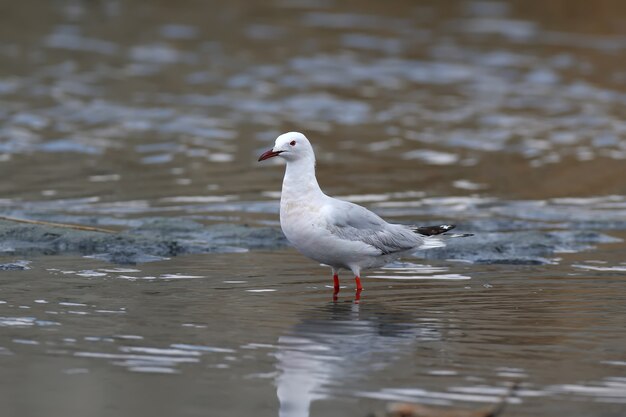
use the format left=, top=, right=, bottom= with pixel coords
left=1, top=0, right=626, bottom=416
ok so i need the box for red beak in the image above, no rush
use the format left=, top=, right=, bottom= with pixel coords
left=258, top=149, right=283, bottom=161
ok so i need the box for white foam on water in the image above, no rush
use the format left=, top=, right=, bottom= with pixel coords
left=120, top=346, right=202, bottom=356
left=89, top=174, right=121, bottom=182
left=128, top=366, right=179, bottom=374
left=160, top=274, right=206, bottom=279
left=76, top=270, right=108, bottom=277
left=117, top=275, right=156, bottom=280
left=13, top=339, right=39, bottom=345
left=358, top=386, right=522, bottom=405
left=368, top=274, right=471, bottom=280
left=453, top=179, right=487, bottom=190
left=181, top=323, right=207, bottom=329
left=114, top=335, right=144, bottom=340
left=428, top=370, right=458, bottom=376
left=0, top=317, right=60, bottom=327
left=159, top=195, right=237, bottom=203
left=74, top=351, right=200, bottom=363
left=402, top=149, right=459, bottom=165
left=170, top=343, right=235, bottom=353
left=337, top=193, right=390, bottom=203
left=572, top=264, right=626, bottom=272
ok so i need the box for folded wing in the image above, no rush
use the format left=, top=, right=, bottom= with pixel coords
left=323, top=200, right=421, bottom=255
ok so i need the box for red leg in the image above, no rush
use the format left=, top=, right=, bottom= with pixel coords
left=332, top=273, right=340, bottom=302
left=333, top=273, right=340, bottom=290
left=354, top=276, right=363, bottom=291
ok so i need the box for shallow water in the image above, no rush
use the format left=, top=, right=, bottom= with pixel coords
left=1, top=0, right=626, bottom=416
left=2, top=249, right=626, bottom=416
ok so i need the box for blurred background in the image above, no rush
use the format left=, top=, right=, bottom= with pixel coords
left=1, top=0, right=625, bottom=227
left=1, top=1, right=626, bottom=417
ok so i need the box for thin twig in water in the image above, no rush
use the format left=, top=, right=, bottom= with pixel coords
left=376, top=382, right=520, bottom=417
left=0, top=215, right=117, bottom=234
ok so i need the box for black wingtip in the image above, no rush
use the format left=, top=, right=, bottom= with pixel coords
left=414, top=224, right=456, bottom=236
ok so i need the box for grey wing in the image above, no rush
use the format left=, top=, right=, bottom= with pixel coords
left=323, top=200, right=421, bottom=255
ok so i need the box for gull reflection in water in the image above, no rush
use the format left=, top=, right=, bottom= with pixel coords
left=275, top=301, right=440, bottom=417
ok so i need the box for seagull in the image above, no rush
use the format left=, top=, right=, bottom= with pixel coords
left=258, top=132, right=469, bottom=294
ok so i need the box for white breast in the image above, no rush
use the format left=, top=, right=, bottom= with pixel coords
left=280, top=197, right=324, bottom=252
left=280, top=197, right=380, bottom=269
left=277, top=150, right=382, bottom=270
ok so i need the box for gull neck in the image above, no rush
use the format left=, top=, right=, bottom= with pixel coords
left=281, top=156, right=324, bottom=201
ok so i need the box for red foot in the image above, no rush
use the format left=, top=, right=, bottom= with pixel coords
left=355, top=288, right=362, bottom=303
left=332, top=273, right=340, bottom=302
left=354, top=276, right=363, bottom=291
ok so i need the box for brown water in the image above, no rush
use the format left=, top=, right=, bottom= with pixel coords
left=1, top=0, right=626, bottom=416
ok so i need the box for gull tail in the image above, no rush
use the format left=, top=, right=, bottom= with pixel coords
left=412, top=224, right=473, bottom=250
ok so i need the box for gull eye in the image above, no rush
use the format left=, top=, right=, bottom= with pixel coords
left=290, top=140, right=296, bottom=146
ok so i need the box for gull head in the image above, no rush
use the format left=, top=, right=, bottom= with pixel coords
left=258, top=132, right=315, bottom=163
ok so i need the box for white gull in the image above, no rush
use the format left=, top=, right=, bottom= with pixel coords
left=258, top=132, right=469, bottom=293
